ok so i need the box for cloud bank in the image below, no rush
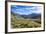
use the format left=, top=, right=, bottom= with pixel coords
left=11, top=5, right=41, bottom=15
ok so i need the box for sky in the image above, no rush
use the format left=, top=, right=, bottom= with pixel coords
left=11, top=5, right=41, bottom=15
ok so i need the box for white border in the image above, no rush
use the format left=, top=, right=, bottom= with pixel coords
left=8, top=2, right=44, bottom=32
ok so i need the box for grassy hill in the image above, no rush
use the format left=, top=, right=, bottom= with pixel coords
left=11, top=12, right=41, bottom=28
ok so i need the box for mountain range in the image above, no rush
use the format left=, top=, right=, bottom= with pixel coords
left=11, top=11, right=41, bottom=19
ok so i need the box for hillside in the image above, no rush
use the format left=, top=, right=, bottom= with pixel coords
left=11, top=12, right=41, bottom=28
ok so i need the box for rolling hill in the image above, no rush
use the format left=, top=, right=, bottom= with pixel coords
left=11, top=11, right=41, bottom=28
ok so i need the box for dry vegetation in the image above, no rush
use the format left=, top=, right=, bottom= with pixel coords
left=11, top=13, right=41, bottom=28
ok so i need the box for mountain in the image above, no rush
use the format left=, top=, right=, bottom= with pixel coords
left=11, top=11, right=41, bottom=19
left=21, top=13, right=41, bottom=19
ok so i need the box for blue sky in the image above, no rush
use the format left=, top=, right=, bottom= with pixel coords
left=11, top=5, right=41, bottom=15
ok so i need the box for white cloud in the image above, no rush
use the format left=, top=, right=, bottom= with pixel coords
left=12, top=6, right=41, bottom=15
